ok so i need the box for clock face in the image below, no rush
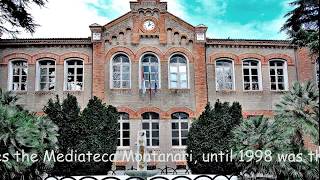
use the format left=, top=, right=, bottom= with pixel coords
left=143, top=20, right=155, bottom=31
left=92, top=32, right=101, bottom=40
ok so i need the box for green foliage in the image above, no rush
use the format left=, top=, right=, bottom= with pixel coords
left=0, top=88, right=18, bottom=106
left=0, top=0, right=47, bottom=36
left=187, top=101, right=242, bottom=175
left=43, top=95, right=119, bottom=175
left=43, top=94, right=81, bottom=175
left=282, top=0, right=319, bottom=55
left=0, top=104, right=59, bottom=179
left=74, top=96, right=119, bottom=175
left=232, top=116, right=319, bottom=179
left=276, top=81, right=319, bottom=145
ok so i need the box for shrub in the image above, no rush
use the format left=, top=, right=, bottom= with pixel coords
left=187, top=101, right=242, bottom=175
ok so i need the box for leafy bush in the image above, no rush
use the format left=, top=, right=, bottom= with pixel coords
left=75, top=96, right=119, bottom=175
left=0, top=104, right=59, bottom=179
left=187, top=101, right=242, bottom=175
left=43, top=94, right=81, bottom=175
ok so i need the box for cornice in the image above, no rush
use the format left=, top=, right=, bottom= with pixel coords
left=0, top=38, right=92, bottom=47
left=206, top=38, right=296, bottom=49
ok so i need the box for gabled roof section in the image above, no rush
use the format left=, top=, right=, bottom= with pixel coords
left=166, top=12, right=195, bottom=31
left=104, top=12, right=132, bottom=29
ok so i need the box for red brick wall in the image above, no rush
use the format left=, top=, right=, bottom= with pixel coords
left=297, top=48, right=315, bottom=81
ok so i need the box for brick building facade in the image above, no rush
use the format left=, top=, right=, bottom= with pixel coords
left=0, top=0, right=318, bottom=168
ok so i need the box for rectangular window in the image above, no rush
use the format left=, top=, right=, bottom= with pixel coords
left=269, top=60, right=288, bottom=91
left=216, top=60, right=234, bottom=91
left=142, top=112, right=159, bottom=147
left=10, top=61, right=28, bottom=91
left=118, top=113, right=130, bottom=147
left=38, top=60, right=56, bottom=91
left=65, top=60, right=84, bottom=91
left=243, top=60, right=261, bottom=91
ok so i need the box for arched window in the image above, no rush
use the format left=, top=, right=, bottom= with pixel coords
left=111, top=54, right=130, bottom=89
left=8, top=60, right=28, bottom=91
left=37, top=60, right=56, bottom=91
left=141, top=54, right=160, bottom=90
left=169, top=54, right=188, bottom=89
left=171, top=112, right=189, bottom=146
left=64, top=59, right=84, bottom=91
left=142, top=112, right=159, bottom=147
left=118, top=113, right=130, bottom=147
left=269, top=60, right=288, bottom=91
left=215, top=59, right=234, bottom=91
left=243, top=60, right=262, bottom=91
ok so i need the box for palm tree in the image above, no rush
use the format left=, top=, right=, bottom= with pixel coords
left=0, top=104, right=59, bottom=180
left=281, top=0, right=319, bottom=55
left=0, top=88, right=18, bottom=105
left=275, top=81, right=319, bottom=147
left=232, top=116, right=319, bottom=179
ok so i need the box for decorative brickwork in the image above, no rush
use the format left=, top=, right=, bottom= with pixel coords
left=2, top=53, right=33, bottom=64
left=239, top=53, right=265, bottom=64
left=135, top=47, right=165, bottom=61
left=209, top=53, right=240, bottom=64
left=105, top=47, right=135, bottom=63
left=297, top=48, right=315, bottom=81
left=164, top=47, right=194, bottom=63
left=60, top=52, right=90, bottom=64
left=32, top=53, right=60, bottom=63
left=265, top=53, right=294, bottom=65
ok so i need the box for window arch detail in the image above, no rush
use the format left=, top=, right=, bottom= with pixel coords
left=111, top=54, right=131, bottom=89
left=169, top=54, right=189, bottom=89
left=140, top=54, right=160, bottom=90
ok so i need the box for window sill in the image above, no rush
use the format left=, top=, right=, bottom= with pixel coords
left=63, top=91, right=83, bottom=95
left=270, top=90, right=288, bottom=93
left=216, top=90, right=236, bottom=93
left=169, top=89, right=190, bottom=94
left=172, top=146, right=187, bottom=149
left=34, top=91, right=55, bottom=95
left=117, top=146, right=131, bottom=150
left=11, top=91, right=27, bottom=95
left=110, top=89, right=133, bottom=94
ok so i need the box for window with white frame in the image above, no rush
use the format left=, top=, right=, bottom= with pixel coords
left=65, top=59, right=84, bottom=91
left=9, top=60, right=28, bottom=91
left=141, top=54, right=160, bottom=89
left=142, top=112, right=159, bottom=147
left=169, top=55, right=188, bottom=89
left=215, top=59, right=234, bottom=91
left=269, top=60, right=288, bottom=91
left=171, top=112, right=189, bottom=146
left=117, top=113, right=130, bottom=147
left=111, top=54, right=130, bottom=89
left=243, top=60, right=262, bottom=91
left=37, top=60, right=56, bottom=91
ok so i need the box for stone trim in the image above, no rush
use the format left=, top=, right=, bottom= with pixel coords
left=2, top=53, right=33, bottom=64
left=265, top=53, right=294, bottom=65
left=208, top=53, right=239, bottom=64
left=164, top=47, right=194, bottom=63
left=105, top=47, right=135, bottom=63
left=135, top=46, right=165, bottom=61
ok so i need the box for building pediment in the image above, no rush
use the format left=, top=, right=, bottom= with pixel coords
left=101, top=0, right=198, bottom=45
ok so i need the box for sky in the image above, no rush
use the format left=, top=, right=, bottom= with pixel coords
left=5, top=0, right=293, bottom=40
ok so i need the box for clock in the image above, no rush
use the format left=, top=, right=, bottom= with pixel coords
left=92, top=32, right=101, bottom=41
left=143, top=20, right=155, bottom=31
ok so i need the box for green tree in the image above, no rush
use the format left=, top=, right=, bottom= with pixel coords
left=187, top=101, right=242, bottom=175
left=276, top=81, right=319, bottom=146
left=0, top=0, right=47, bottom=36
left=0, top=88, right=18, bottom=105
left=282, top=0, right=319, bottom=55
left=74, top=96, right=119, bottom=175
left=0, top=104, right=59, bottom=180
left=43, top=94, right=81, bottom=176
left=231, top=116, right=319, bottom=179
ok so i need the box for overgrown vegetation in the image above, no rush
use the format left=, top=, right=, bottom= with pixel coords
left=282, top=0, right=319, bottom=55
left=0, top=89, right=59, bottom=179
left=43, top=95, right=119, bottom=175
left=186, top=101, right=242, bottom=175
